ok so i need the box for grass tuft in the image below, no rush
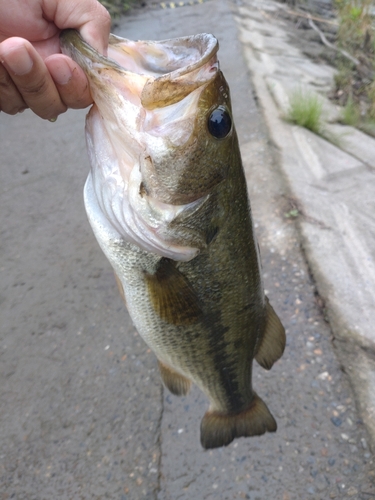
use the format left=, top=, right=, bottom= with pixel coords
left=340, top=96, right=361, bottom=126
left=284, top=88, right=342, bottom=145
left=285, top=88, right=324, bottom=135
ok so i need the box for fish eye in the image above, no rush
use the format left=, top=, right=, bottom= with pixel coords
left=207, top=106, right=232, bottom=139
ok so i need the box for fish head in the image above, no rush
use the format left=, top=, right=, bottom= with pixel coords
left=138, top=55, right=235, bottom=206
left=60, top=30, right=235, bottom=260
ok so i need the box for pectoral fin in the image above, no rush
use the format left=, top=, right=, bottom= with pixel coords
left=158, top=360, right=191, bottom=396
left=200, top=392, right=277, bottom=449
left=255, top=298, right=286, bottom=370
left=144, top=257, right=203, bottom=325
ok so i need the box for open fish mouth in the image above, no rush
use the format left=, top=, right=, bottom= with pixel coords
left=60, top=30, right=221, bottom=261
left=61, top=30, right=219, bottom=104
left=108, top=32, right=219, bottom=110
left=60, top=29, right=219, bottom=115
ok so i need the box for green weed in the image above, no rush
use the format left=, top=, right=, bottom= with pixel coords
left=348, top=6, right=362, bottom=20
left=341, top=96, right=361, bottom=126
left=335, top=0, right=373, bottom=53
left=285, top=88, right=324, bottom=134
left=332, top=0, right=375, bottom=128
left=284, top=88, right=342, bottom=145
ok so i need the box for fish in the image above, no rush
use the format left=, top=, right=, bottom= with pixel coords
left=60, top=29, right=286, bottom=449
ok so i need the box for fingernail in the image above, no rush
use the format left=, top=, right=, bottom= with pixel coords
left=51, top=59, right=73, bottom=86
left=4, top=45, right=33, bottom=75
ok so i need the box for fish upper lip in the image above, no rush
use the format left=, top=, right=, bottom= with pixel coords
left=60, top=29, right=219, bottom=109
left=60, top=29, right=218, bottom=81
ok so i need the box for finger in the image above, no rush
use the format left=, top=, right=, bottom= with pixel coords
left=77, top=5, right=111, bottom=55
left=0, top=61, right=27, bottom=115
left=0, top=38, right=67, bottom=120
left=44, top=0, right=111, bottom=55
left=45, top=54, right=93, bottom=109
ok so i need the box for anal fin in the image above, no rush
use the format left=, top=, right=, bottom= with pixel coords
left=158, top=360, right=191, bottom=396
left=200, top=392, right=277, bottom=449
left=255, top=297, right=286, bottom=370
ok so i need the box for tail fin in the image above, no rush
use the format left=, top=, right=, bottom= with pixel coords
left=158, top=361, right=191, bottom=396
left=200, top=393, right=277, bottom=449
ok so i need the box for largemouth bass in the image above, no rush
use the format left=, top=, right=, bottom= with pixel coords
left=60, top=29, right=286, bottom=449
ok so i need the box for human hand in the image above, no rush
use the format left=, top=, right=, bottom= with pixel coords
left=0, top=0, right=110, bottom=120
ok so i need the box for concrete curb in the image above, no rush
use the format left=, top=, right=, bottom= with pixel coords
left=235, top=0, right=375, bottom=450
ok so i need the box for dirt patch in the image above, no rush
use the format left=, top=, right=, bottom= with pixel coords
left=276, top=3, right=338, bottom=65
left=274, top=1, right=375, bottom=130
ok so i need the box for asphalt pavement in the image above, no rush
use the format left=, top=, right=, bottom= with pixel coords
left=1, top=0, right=375, bottom=498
